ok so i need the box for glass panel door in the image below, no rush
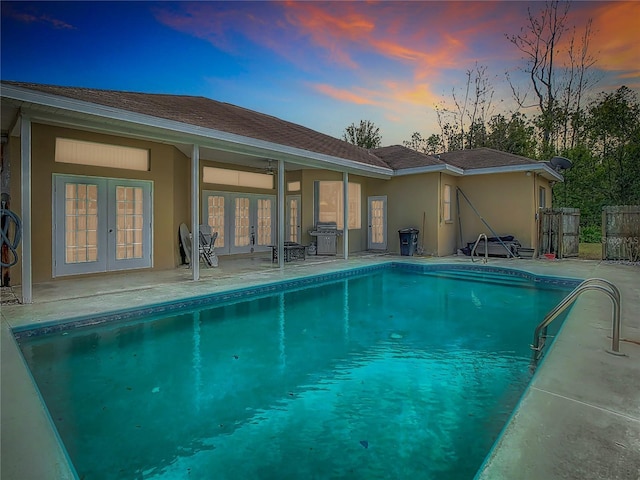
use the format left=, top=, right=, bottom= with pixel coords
left=114, top=186, right=143, bottom=260
left=55, top=176, right=107, bottom=276
left=368, top=196, right=387, bottom=250
left=54, top=175, right=152, bottom=276
left=231, top=197, right=251, bottom=253
left=107, top=179, right=152, bottom=271
left=256, top=197, right=273, bottom=249
left=207, top=195, right=226, bottom=250
left=286, top=195, right=301, bottom=243
left=203, top=191, right=275, bottom=255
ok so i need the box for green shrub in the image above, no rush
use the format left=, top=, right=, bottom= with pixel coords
left=580, top=225, right=601, bottom=243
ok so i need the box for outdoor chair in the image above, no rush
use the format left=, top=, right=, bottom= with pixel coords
left=199, top=224, right=219, bottom=268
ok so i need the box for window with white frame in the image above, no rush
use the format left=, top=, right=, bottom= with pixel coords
left=314, top=181, right=361, bottom=229
left=443, top=184, right=452, bottom=222
left=539, top=186, right=546, bottom=209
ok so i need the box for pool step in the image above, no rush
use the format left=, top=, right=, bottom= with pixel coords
left=420, top=270, right=534, bottom=288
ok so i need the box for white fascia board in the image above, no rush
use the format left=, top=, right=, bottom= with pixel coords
left=1, top=85, right=393, bottom=178
left=393, top=164, right=464, bottom=177
left=461, top=163, right=564, bottom=182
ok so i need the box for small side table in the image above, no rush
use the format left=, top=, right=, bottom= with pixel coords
left=271, top=242, right=306, bottom=262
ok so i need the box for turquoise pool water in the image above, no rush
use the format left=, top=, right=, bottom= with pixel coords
left=17, top=265, right=578, bottom=479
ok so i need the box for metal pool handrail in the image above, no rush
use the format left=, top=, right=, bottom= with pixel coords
left=531, top=278, right=623, bottom=364
left=471, top=233, right=488, bottom=264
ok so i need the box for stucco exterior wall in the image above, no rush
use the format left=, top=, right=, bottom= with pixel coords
left=4, top=120, right=556, bottom=285
left=10, top=123, right=184, bottom=284
left=457, top=172, right=552, bottom=251
left=367, top=174, right=439, bottom=255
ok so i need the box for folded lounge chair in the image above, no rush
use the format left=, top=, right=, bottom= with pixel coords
left=178, top=223, right=218, bottom=268
left=199, top=224, right=218, bottom=268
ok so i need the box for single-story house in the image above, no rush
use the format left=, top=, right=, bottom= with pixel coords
left=0, top=81, right=563, bottom=303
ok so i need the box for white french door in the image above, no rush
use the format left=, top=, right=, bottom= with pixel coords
left=367, top=196, right=387, bottom=250
left=286, top=195, right=301, bottom=243
left=203, top=191, right=275, bottom=255
left=53, top=175, right=152, bottom=277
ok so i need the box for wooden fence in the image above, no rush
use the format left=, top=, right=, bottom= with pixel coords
left=602, top=206, right=640, bottom=261
left=538, top=208, right=580, bottom=258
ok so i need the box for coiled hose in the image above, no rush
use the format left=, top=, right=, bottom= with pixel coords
left=1, top=206, right=22, bottom=267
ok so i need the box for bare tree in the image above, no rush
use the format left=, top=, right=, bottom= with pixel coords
left=507, top=0, right=571, bottom=157
left=436, top=63, right=495, bottom=150
left=563, top=18, right=599, bottom=149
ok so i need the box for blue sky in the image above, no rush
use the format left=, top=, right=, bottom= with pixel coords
left=2, top=1, right=638, bottom=146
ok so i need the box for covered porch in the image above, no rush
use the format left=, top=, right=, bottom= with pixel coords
left=1, top=82, right=392, bottom=305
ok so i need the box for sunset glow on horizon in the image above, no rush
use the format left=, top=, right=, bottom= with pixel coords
left=2, top=1, right=638, bottom=145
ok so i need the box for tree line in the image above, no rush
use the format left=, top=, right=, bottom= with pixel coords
left=341, top=1, right=639, bottom=237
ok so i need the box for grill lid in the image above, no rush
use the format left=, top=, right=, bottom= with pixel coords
left=310, top=222, right=343, bottom=235
left=315, top=222, right=338, bottom=230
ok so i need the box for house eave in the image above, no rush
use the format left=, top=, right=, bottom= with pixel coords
left=461, top=163, right=564, bottom=182
left=1, top=84, right=393, bottom=179
left=393, top=164, right=464, bottom=177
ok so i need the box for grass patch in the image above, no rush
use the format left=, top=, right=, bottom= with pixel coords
left=579, top=243, right=602, bottom=260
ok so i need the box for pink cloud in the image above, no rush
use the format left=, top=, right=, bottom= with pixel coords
left=155, top=1, right=638, bottom=108
left=587, top=1, right=640, bottom=77
left=4, top=4, right=74, bottom=29
left=311, top=83, right=379, bottom=106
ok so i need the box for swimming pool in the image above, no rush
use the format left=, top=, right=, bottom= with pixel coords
left=16, top=264, right=580, bottom=479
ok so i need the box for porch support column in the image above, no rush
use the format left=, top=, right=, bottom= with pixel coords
left=20, top=115, right=32, bottom=304
left=191, top=144, right=200, bottom=281
left=277, top=159, right=285, bottom=268
left=343, top=172, right=349, bottom=260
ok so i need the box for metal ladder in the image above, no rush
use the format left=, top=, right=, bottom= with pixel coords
left=531, top=278, right=624, bottom=364
left=471, top=233, right=488, bottom=263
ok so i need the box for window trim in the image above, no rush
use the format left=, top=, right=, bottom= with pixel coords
left=539, top=186, right=547, bottom=209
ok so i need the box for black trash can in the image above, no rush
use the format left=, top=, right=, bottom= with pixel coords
left=399, top=228, right=419, bottom=256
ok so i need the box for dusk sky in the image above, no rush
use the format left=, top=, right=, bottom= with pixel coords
left=2, top=1, right=638, bottom=146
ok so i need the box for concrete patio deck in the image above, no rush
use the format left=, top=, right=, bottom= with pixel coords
left=1, top=254, right=639, bottom=479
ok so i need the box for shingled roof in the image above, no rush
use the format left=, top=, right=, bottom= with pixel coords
left=438, top=147, right=543, bottom=170
left=2, top=81, right=389, bottom=169
left=2, top=82, right=558, bottom=178
left=371, top=145, right=446, bottom=170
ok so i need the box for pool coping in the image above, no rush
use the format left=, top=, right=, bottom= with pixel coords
left=2, top=257, right=639, bottom=480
